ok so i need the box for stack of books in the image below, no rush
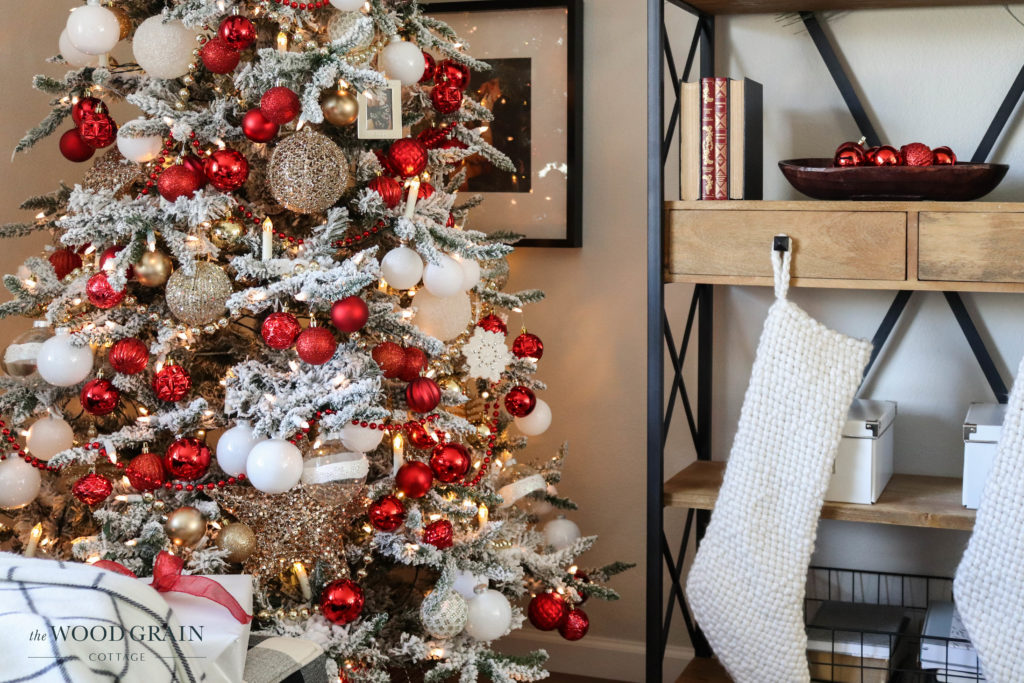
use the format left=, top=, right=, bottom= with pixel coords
left=679, top=77, right=763, bottom=201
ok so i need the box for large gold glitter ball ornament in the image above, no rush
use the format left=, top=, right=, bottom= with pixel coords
left=135, top=249, right=173, bottom=287
left=165, top=261, right=232, bottom=325
left=268, top=129, right=348, bottom=214
left=321, top=91, right=359, bottom=127
left=165, top=505, right=206, bottom=546
left=210, top=218, right=247, bottom=253
left=217, top=522, right=256, bottom=563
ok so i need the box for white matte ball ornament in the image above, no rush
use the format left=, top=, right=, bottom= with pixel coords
left=133, top=16, right=200, bottom=80
left=464, top=589, right=513, bottom=641
left=217, top=422, right=262, bottom=477
left=117, top=127, right=164, bottom=163
left=413, top=290, right=472, bottom=342
left=380, top=37, right=426, bottom=86
left=339, top=423, right=385, bottom=453
left=456, top=256, right=481, bottom=292
left=544, top=516, right=581, bottom=551
left=65, top=5, right=120, bottom=55
left=381, top=246, right=424, bottom=290
left=452, top=569, right=489, bottom=600
left=26, top=416, right=74, bottom=462
left=423, top=254, right=465, bottom=298
left=59, top=29, right=101, bottom=68
left=246, top=439, right=303, bottom=494
left=329, top=0, right=366, bottom=9
left=0, top=457, right=41, bottom=510
left=514, top=398, right=552, bottom=436
left=37, top=330, right=93, bottom=387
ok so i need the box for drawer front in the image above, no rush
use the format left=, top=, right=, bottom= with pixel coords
left=664, top=210, right=907, bottom=281
left=919, top=212, right=1024, bottom=283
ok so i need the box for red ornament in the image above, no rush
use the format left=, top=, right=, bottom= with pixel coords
left=572, top=570, right=591, bottom=605
left=429, top=443, right=470, bottom=483
left=417, top=127, right=451, bottom=150
left=86, top=272, right=125, bottom=309
left=80, top=378, right=120, bottom=416
left=100, top=245, right=135, bottom=280
left=200, top=38, right=240, bottom=74
left=431, top=82, right=464, bottom=115
left=260, top=86, right=301, bottom=125
left=331, top=296, right=369, bottom=333
left=164, top=437, right=211, bottom=481
left=406, top=377, right=441, bottom=413
left=512, top=332, right=544, bottom=360
left=933, top=146, right=957, bottom=165
left=261, top=312, right=302, bottom=350
left=219, top=15, right=257, bottom=50
left=866, top=145, right=902, bottom=167
left=242, top=108, right=279, bottom=143
left=204, top=149, right=249, bottom=192
left=387, top=139, right=428, bottom=178
left=395, top=461, right=433, bottom=498
left=422, top=519, right=454, bottom=549
left=79, top=111, right=117, bottom=149
left=59, top=129, right=95, bottom=162
left=296, top=327, right=337, bottom=365
left=109, top=338, right=149, bottom=375
left=398, top=347, right=427, bottom=382
left=367, top=176, right=402, bottom=208
left=72, top=97, right=103, bottom=126
left=900, top=142, right=933, bottom=167
left=477, top=314, right=507, bottom=336
left=152, top=364, right=191, bottom=402
left=320, top=579, right=365, bottom=625
left=446, top=213, right=456, bottom=228
left=559, top=608, right=590, bottom=641
left=72, top=473, right=113, bottom=506
left=126, top=452, right=165, bottom=492
left=528, top=592, right=569, bottom=631
left=372, top=342, right=406, bottom=379
left=504, top=386, right=536, bottom=417
left=406, top=422, right=435, bottom=450
left=434, top=60, right=471, bottom=90
left=157, top=164, right=203, bottom=201
left=833, top=141, right=865, bottom=168
left=415, top=182, right=435, bottom=201
left=180, top=154, right=209, bottom=187
left=375, top=149, right=399, bottom=175
left=49, top=248, right=83, bottom=278
left=368, top=495, right=405, bottom=531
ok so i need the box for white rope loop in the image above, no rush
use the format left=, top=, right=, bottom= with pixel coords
left=771, top=235, right=792, bottom=300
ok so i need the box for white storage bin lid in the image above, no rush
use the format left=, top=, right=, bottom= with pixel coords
left=964, top=403, right=1006, bottom=443
left=841, top=399, right=897, bottom=439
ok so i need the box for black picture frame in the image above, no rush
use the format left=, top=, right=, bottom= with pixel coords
left=426, top=0, right=583, bottom=248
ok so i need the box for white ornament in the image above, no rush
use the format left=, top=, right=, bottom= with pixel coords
left=421, top=590, right=469, bottom=639
left=26, top=416, right=74, bottom=462
left=380, top=37, right=426, bottom=86
left=413, top=290, right=472, bottom=342
left=246, top=439, right=303, bottom=494
left=217, top=422, right=262, bottom=477
left=65, top=5, right=120, bottom=56
left=544, top=516, right=581, bottom=551
left=0, top=457, right=41, bottom=510
left=515, top=398, right=552, bottom=436
left=117, top=126, right=164, bottom=163
left=423, top=254, right=464, bottom=298
left=339, top=423, right=385, bottom=453
left=455, top=256, right=481, bottom=292
left=462, top=328, right=513, bottom=382
left=381, top=246, right=424, bottom=290
left=132, top=16, right=200, bottom=80
left=37, top=330, right=93, bottom=387
left=452, top=569, right=489, bottom=600
left=464, top=589, right=513, bottom=641
left=330, top=0, right=366, bottom=10
left=59, top=29, right=101, bottom=68
left=526, top=484, right=558, bottom=516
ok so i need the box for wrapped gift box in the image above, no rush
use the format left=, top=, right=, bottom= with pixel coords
left=921, top=601, right=985, bottom=682
left=962, top=403, right=1005, bottom=510
left=825, top=400, right=897, bottom=505
left=806, top=601, right=911, bottom=683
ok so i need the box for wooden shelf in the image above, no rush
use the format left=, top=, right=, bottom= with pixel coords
left=664, top=461, right=975, bottom=530
left=680, top=0, right=1006, bottom=15
left=676, top=658, right=732, bottom=683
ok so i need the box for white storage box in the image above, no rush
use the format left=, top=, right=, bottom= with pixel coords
left=962, top=403, right=1006, bottom=510
left=825, top=399, right=896, bottom=505
left=920, top=601, right=985, bottom=682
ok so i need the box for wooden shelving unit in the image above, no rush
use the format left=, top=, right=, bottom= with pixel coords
left=676, top=657, right=731, bottom=682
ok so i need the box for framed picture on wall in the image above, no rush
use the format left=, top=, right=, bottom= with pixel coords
left=426, top=0, right=583, bottom=248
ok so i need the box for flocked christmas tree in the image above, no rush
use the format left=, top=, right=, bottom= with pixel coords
left=0, top=0, right=628, bottom=680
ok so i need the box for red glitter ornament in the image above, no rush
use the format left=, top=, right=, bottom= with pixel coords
left=429, top=443, right=470, bottom=483
left=528, top=592, right=569, bottom=631
left=81, top=378, right=121, bottom=416
left=261, top=312, right=302, bottom=350
left=331, top=296, right=369, bottom=333
left=367, top=176, right=402, bottom=208
left=49, top=249, right=83, bottom=278
left=512, top=332, right=544, bottom=360
left=933, top=146, right=957, bottom=165
left=59, top=129, right=95, bottom=162
left=406, top=422, right=435, bottom=450
left=204, top=149, right=249, bottom=192
left=242, top=108, right=279, bottom=143
left=219, top=15, right=257, bottom=50
left=72, top=97, right=103, bottom=126
left=372, top=342, right=406, bottom=379
left=86, top=272, right=125, bottom=309
left=477, top=314, right=507, bottom=336
left=434, top=60, right=471, bottom=90
left=387, top=139, right=428, bottom=178
left=100, top=245, right=135, bottom=280
left=164, top=437, right=211, bottom=481
left=431, top=82, right=463, bottom=115
left=422, top=519, right=454, bottom=549
left=406, top=377, right=441, bottom=413
left=296, top=327, right=337, bottom=365
left=73, top=473, right=113, bottom=506
left=833, top=141, right=865, bottom=168
left=180, top=154, right=209, bottom=187
left=398, top=347, right=427, bottom=382
left=395, top=460, right=433, bottom=498
left=201, top=38, right=240, bottom=74
left=900, top=142, right=933, bottom=167
left=126, top=452, right=165, bottom=492
left=79, top=111, right=117, bottom=149
left=866, top=145, right=902, bottom=167
left=108, top=338, right=149, bottom=375
left=320, top=579, right=365, bottom=626
left=559, top=608, right=590, bottom=641
left=368, top=495, right=405, bottom=531
left=504, top=386, right=536, bottom=418
left=420, top=52, right=436, bottom=84
left=157, top=164, right=203, bottom=201
left=152, top=364, right=191, bottom=402
left=260, top=86, right=301, bottom=125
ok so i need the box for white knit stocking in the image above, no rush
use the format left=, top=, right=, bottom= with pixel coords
left=955, top=354, right=1024, bottom=683
left=686, top=244, right=871, bottom=682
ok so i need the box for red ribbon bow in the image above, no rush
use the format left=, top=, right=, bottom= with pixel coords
left=95, top=551, right=252, bottom=624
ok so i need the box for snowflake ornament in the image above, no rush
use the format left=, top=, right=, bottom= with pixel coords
left=462, top=328, right=513, bottom=382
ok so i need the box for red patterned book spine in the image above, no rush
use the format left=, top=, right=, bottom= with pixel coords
left=713, top=77, right=729, bottom=200
left=700, top=78, right=715, bottom=200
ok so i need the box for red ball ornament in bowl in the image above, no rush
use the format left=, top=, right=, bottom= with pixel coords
left=79, top=112, right=118, bottom=149
left=158, top=164, right=203, bottom=201
left=204, top=149, right=249, bottom=192
left=387, top=139, right=428, bottom=178
left=152, top=364, right=191, bottom=402
left=833, top=141, right=865, bottom=168
left=866, top=145, right=902, bottom=167
left=164, top=437, right=211, bottom=481
left=406, top=377, right=441, bottom=413
left=504, top=386, right=537, bottom=418
left=367, top=176, right=402, bottom=208
left=434, top=60, right=471, bottom=90
left=512, top=332, right=544, bottom=360
left=219, top=15, right=257, bottom=50
left=477, top=314, right=507, bottom=335
left=81, top=378, right=121, bottom=416
left=933, top=146, right=957, bottom=165
left=59, top=129, right=95, bottom=163
left=296, top=327, right=337, bottom=365
left=126, top=452, right=165, bottom=492
left=528, top=592, right=569, bottom=631
left=109, top=337, right=149, bottom=375
left=331, top=296, right=369, bottom=333
left=73, top=473, right=113, bottom=506
left=368, top=495, right=405, bottom=531
left=431, top=82, right=463, bottom=115
left=900, top=142, right=933, bottom=167
left=398, top=347, right=427, bottom=382
left=372, top=341, right=406, bottom=379
left=261, top=312, right=302, bottom=350
left=395, top=460, right=433, bottom=498
left=72, top=97, right=103, bottom=126
left=49, top=248, right=83, bottom=278
left=200, top=38, right=240, bottom=74
left=320, top=579, right=365, bottom=626
left=559, top=608, right=590, bottom=641
left=406, top=422, right=435, bottom=450
left=260, top=86, right=301, bottom=125
left=422, top=519, right=454, bottom=549
left=86, top=272, right=126, bottom=309
left=429, top=443, right=470, bottom=483
left=242, top=108, right=279, bottom=143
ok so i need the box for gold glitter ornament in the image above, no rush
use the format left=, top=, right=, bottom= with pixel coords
left=83, top=149, right=143, bottom=197
left=165, top=506, right=206, bottom=546
left=135, top=249, right=173, bottom=287
left=165, top=261, right=232, bottom=326
left=327, top=11, right=374, bottom=51
left=268, top=129, right=348, bottom=214
left=321, top=91, right=359, bottom=126
left=217, top=522, right=256, bottom=563
left=210, top=218, right=247, bottom=253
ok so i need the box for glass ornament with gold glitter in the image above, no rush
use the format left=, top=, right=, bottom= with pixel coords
left=165, top=261, right=232, bottom=326
left=267, top=129, right=348, bottom=214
